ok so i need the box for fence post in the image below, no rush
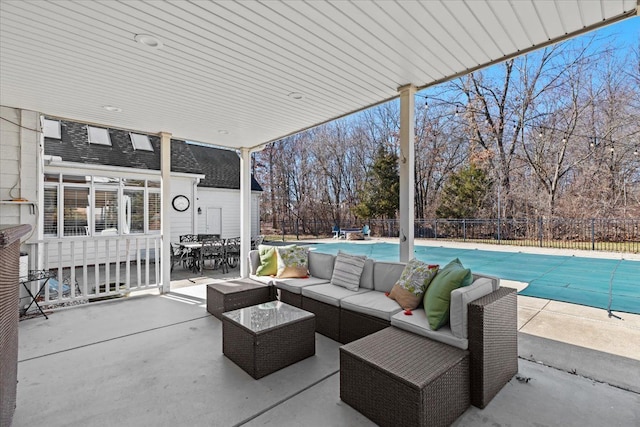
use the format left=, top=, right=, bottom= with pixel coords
left=281, top=219, right=285, bottom=242
left=591, top=218, right=595, bottom=251
left=497, top=217, right=501, bottom=243
left=434, top=219, right=438, bottom=240
left=538, top=217, right=543, bottom=247
left=463, top=219, right=466, bottom=242
left=295, top=219, right=300, bottom=240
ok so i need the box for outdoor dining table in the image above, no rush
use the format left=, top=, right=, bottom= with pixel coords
left=178, top=241, right=202, bottom=273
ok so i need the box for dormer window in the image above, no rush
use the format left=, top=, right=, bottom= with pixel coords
left=43, top=118, right=61, bottom=139
left=87, top=126, right=111, bottom=146
left=130, top=133, right=153, bottom=151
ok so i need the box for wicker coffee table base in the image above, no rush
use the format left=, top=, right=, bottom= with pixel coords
left=206, top=279, right=276, bottom=320
left=223, top=313, right=315, bottom=379
left=340, top=327, right=470, bottom=427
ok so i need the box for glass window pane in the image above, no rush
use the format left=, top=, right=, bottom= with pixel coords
left=124, top=190, right=144, bottom=234
left=63, top=187, right=89, bottom=236
left=43, top=119, right=61, bottom=139
left=44, top=173, right=59, bottom=183
left=87, top=126, right=111, bottom=146
left=44, top=186, right=58, bottom=236
left=63, top=175, right=89, bottom=184
left=147, top=180, right=160, bottom=188
left=122, top=179, right=145, bottom=187
left=148, top=192, right=161, bottom=231
left=94, top=190, right=119, bottom=234
left=130, top=133, right=153, bottom=151
left=93, top=176, right=119, bottom=185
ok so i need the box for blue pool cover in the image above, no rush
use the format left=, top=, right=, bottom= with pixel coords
left=309, top=242, right=640, bottom=315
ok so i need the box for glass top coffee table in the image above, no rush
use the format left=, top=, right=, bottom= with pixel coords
left=222, top=301, right=316, bottom=379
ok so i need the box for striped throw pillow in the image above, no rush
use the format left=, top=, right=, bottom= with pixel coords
left=330, top=251, right=366, bottom=291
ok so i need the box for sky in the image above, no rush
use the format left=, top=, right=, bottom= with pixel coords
left=415, top=15, right=639, bottom=102
left=600, top=15, right=639, bottom=46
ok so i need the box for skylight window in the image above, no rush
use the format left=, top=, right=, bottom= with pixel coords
left=87, top=126, right=111, bottom=146
left=130, top=133, right=153, bottom=151
left=43, top=119, right=61, bottom=139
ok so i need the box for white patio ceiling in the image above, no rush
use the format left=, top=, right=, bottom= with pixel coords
left=1, top=0, right=637, bottom=150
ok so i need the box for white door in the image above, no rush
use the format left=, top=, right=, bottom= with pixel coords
left=206, top=208, right=222, bottom=236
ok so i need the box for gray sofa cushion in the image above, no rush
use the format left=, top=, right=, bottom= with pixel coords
left=373, top=261, right=406, bottom=292
left=273, top=276, right=331, bottom=294
left=301, top=283, right=371, bottom=307
left=340, top=291, right=403, bottom=321
left=359, top=258, right=375, bottom=290
left=449, top=275, right=499, bottom=339
left=249, top=274, right=273, bottom=285
left=390, top=309, right=468, bottom=350
left=308, top=251, right=336, bottom=280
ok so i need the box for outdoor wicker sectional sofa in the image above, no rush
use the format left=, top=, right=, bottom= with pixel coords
left=247, top=248, right=517, bottom=411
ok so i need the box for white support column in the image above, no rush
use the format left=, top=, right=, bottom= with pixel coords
left=239, top=148, right=252, bottom=278
left=398, top=84, right=416, bottom=262
left=160, top=132, right=172, bottom=294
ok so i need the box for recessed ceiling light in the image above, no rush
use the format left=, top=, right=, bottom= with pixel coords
left=103, top=105, right=122, bottom=112
left=218, top=130, right=229, bottom=135
left=134, top=33, right=163, bottom=49
left=288, top=92, right=303, bottom=100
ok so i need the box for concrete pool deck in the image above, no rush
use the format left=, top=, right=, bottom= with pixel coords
left=12, top=238, right=639, bottom=426
left=14, top=277, right=640, bottom=426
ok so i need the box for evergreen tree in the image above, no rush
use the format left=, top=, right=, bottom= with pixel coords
left=436, top=163, right=492, bottom=218
left=354, top=146, right=399, bottom=220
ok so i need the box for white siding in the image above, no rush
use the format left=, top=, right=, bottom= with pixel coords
left=0, top=106, right=39, bottom=242
left=196, top=187, right=262, bottom=239
left=169, top=179, right=196, bottom=242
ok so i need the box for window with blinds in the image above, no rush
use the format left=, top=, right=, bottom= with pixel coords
left=44, top=176, right=162, bottom=237
left=148, top=192, right=161, bottom=231
left=94, top=190, right=118, bottom=234
left=124, top=189, right=144, bottom=233
left=43, top=187, right=58, bottom=236
left=63, top=187, right=89, bottom=236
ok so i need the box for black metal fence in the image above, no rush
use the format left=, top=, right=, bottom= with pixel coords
left=264, top=218, right=640, bottom=254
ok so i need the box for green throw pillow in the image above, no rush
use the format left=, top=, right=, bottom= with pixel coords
left=256, top=245, right=277, bottom=276
left=423, top=258, right=472, bottom=330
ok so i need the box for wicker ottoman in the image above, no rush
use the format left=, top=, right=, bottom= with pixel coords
left=222, top=301, right=315, bottom=379
left=206, top=278, right=276, bottom=320
left=340, top=327, right=470, bottom=427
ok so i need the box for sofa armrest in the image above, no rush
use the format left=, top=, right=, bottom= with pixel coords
left=467, top=287, right=518, bottom=409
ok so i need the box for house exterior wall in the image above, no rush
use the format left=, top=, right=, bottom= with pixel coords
left=0, top=107, right=40, bottom=243
left=169, top=178, right=197, bottom=242
left=196, top=187, right=261, bottom=238
left=2, top=107, right=262, bottom=274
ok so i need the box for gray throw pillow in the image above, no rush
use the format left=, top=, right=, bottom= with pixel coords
left=331, top=251, right=366, bottom=291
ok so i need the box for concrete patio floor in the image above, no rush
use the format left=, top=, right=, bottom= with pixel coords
left=14, top=270, right=640, bottom=426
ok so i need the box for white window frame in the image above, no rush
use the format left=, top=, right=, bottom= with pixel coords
left=130, top=132, right=153, bottom=151
left=87, top=126, right=112, bottom=146
left=44, top=175, right=162, bottom=237
left=43, top=119, right=61, bottom=139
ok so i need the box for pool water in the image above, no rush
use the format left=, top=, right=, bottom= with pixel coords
left=308, top=241, right=640, bottom=315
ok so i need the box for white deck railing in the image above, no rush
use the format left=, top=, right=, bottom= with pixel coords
left=23, top=235, right=162, bottom=308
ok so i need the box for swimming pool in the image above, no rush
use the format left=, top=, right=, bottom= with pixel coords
left=308, top=241, right=640, bottom=315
